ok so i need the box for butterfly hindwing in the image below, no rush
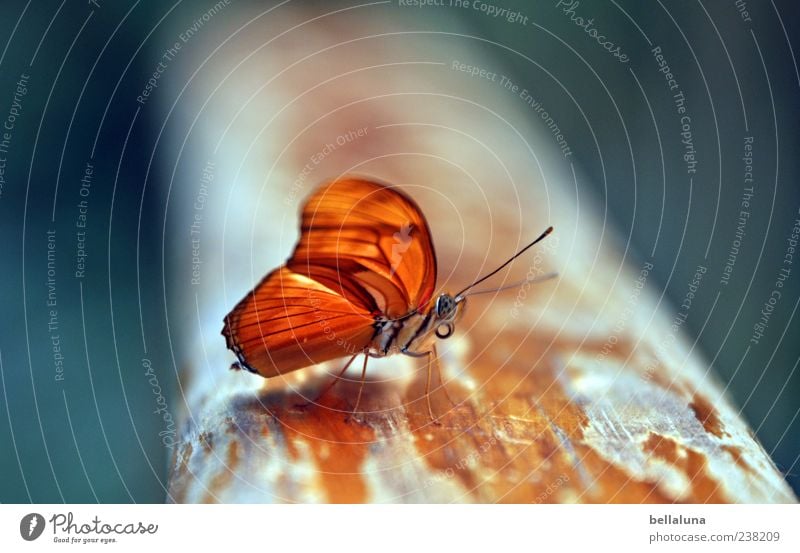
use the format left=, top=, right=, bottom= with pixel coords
left=222, top=267, right=376, bottom=377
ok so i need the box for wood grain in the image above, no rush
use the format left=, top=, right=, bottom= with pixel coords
left=168, top=291, right=795, bottom=503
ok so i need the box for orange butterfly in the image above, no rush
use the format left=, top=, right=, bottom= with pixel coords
left=222, top=177, right=553, bottom=421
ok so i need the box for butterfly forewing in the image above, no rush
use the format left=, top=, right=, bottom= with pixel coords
left=290, top=178, right=437, bottom=317
left=222, top=177, right=438, bottom=378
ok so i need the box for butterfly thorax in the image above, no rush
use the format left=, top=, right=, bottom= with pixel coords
left=369, top=293, right=463, bottom=357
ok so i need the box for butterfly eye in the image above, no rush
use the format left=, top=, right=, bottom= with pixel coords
left=436, top=294, right=455, bottom=318
left=435, top=323, right=454, bottom=339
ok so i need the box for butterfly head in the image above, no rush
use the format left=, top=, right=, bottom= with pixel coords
left=432, top=293, right=465, bottom=339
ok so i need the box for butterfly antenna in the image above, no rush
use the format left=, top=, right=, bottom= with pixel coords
left=455, top=226, right=554, bottom=299
left=461, top=272, right=558, bottom=297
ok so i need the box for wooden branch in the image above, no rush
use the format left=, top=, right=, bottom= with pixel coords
left=168, top=278, right=795, bottom=503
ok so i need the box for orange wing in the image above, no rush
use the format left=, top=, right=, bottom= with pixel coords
left=289, top=178, right=437, bottom=317
left=222, top=267, right=376, bottom=377
left=222, top=177, right=438, bottom=378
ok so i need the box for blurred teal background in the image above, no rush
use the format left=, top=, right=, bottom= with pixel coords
left=0, top=0, right=798, bottom=502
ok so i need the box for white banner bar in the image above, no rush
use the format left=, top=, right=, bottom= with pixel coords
left=1, top=504, right=798, bottom=552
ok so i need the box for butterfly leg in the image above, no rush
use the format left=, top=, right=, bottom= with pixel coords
left=424, top=349, right=442, bottom=425
left=299, top=352, right=360, bottom=408
left=402, top=346, right=443, bottom=424
left=345, top=352, right=370, bottom=423
left=432, top=343, right=456, bottom=408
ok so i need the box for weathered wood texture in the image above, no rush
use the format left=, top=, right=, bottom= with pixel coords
left=165, top=10, right=796, bottom=503
left=168, top=280, right=795, bottom=503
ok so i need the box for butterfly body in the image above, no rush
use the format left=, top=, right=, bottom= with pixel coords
left=369, top=292, right=463, bottom=358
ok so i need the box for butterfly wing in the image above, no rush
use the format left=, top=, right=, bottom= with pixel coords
left=289, top=177, right=438, bottom=317
left=222, top=267, right=376, bottom=377
left=222, top=177, right=438, bottom=378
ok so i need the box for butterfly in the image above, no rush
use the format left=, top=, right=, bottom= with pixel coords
left=222, top=177, right=553, bottom=421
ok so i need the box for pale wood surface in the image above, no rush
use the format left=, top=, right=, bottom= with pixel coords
left=168, top=268, right=796, bottom=503
left=165, top=9, right=796, bottom=504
